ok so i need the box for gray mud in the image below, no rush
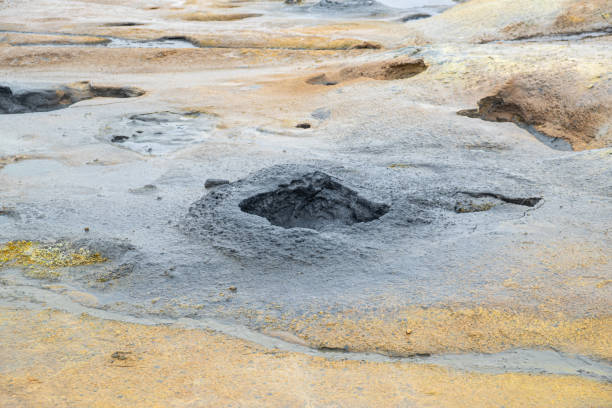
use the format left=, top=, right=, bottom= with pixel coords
left=102, top=111, right=217, bottom=155
left=0, top=82, right=144, bottom=114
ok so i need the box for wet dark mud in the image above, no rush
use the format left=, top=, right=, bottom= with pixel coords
left=0, top=81, right=144, bottom=114
left=239, top=171, right=390, bottom=230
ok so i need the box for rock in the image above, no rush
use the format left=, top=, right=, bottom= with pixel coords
left=111, top=351, right=131, bottom=360
left=205, top=179, right=230, bottom=189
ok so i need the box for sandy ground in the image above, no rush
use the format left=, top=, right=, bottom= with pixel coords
left=1, top=0, right=611, bottom=406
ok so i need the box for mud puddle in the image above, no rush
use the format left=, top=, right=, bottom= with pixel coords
left=1, top=282, right=610, bottom=383
left=102, top=111, right=217, bottom=155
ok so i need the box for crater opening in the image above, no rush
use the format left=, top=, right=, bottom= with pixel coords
left=0, top=81, right=144, bottom=114
left=239, top=172, right=389, bottom=230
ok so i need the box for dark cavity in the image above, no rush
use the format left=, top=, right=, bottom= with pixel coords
left=239, top=171, right=389, bottom=230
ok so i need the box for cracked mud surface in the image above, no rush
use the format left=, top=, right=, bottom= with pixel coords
left=1, top=0, right=611, bottom=406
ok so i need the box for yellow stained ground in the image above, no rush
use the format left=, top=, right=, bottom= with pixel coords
left=279, top=306, right=612, bottom=360
left=1, top=308, right=610, bottom=408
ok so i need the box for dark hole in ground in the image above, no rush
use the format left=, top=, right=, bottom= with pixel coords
left=0, top=81, right=144, bottom=114
left=239, top=171, right=389, bottom=230
left=454, top=191, right=542, bottom=213
left=296, top=123, right=311, bottom=129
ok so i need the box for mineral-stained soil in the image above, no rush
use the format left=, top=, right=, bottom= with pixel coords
left=307, top=56, right=427, bottom=85
left=1, top=308, right=610, bottom=408
left=458, top=71, right=612, bottom=150
left=1, top=0, right=611, bottom=406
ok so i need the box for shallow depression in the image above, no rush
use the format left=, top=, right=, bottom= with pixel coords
left=104, top=111, right=217, bottom=155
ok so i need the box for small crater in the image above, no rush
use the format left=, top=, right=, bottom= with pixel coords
left=239, top=171, right=389, bottom=230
